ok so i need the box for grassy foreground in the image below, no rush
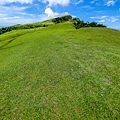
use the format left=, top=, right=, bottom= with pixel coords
left=0, top=22, right=120, bottom=119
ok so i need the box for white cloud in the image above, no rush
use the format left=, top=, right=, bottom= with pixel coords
left=90, top=0, right=100, bottom=5
left=98, top=19, right=105, bottom=23
left=0, top=5, right=29, bottom=14
left=0, top=4, right=69, bottom=27
left=0, top=0, right=71, bottom=27
left=106, top=0, right=115, bottom=6
left=110, top=17, right=119, bottom=22
left=90, top=0, right=97, bottom=4
left=75, top=0, right=84, bottom=5
left=41, top=0, right=70, bottom=6
left=44, top=7, right=69, bottom=18
left=0, top=5, right=48, bottom=27
left=90, top=15, right=119, bottom=23
left=0, top=0, right=33, bottom=4
left=90, top=16, right=107, bottom=19
left=90, top=16, right=107, bottom=23
left=44, top=7, right=59, bottom=17
left=81, top=5, right=94, bottom=9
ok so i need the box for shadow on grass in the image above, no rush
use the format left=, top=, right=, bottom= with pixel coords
left=0, top=38, right=16, bottom=48
left=0, top=43, right=24, bottom=50
left=0, top=37, right=24, bottom=50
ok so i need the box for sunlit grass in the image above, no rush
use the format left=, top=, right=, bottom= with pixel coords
left=0, top=22, right=120, bottom=119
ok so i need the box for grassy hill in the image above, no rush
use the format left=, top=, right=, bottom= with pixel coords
left=0, top=22, right=120, bottom=119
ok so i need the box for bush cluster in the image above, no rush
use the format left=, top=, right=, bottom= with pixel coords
left=73, top=18, right=106, bottom=29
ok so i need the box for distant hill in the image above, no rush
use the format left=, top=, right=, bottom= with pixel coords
left=0, top=15, right=106, bottom=35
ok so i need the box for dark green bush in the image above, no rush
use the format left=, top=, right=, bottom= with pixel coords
left=52, top=15, right=72, bottom=24
left=73, top=18, right=106, bottom=29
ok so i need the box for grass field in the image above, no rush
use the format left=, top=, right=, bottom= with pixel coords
left=0, top=22, right=120, bottom=119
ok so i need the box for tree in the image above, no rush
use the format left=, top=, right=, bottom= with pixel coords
left=72, top=18, right=106, bottom=29
left=73, top=18, right=85, bottom=29
left=52, top=15, right=72, bottom=24
left=89, top=22, right=97, bottom=27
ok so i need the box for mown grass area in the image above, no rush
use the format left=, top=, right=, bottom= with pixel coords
left=0, top=22, right=120, bottom=119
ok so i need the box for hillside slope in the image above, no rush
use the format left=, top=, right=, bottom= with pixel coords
left=0, top=22, right=120, bottom=119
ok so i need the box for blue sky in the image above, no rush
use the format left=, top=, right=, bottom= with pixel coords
left=0, top=0, right=120, bottom=29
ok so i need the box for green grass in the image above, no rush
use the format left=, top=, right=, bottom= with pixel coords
left=0, top=22, right=120, bottom=119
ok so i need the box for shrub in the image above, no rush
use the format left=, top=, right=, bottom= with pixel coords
left=73, top=18, right=106, bottom=29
